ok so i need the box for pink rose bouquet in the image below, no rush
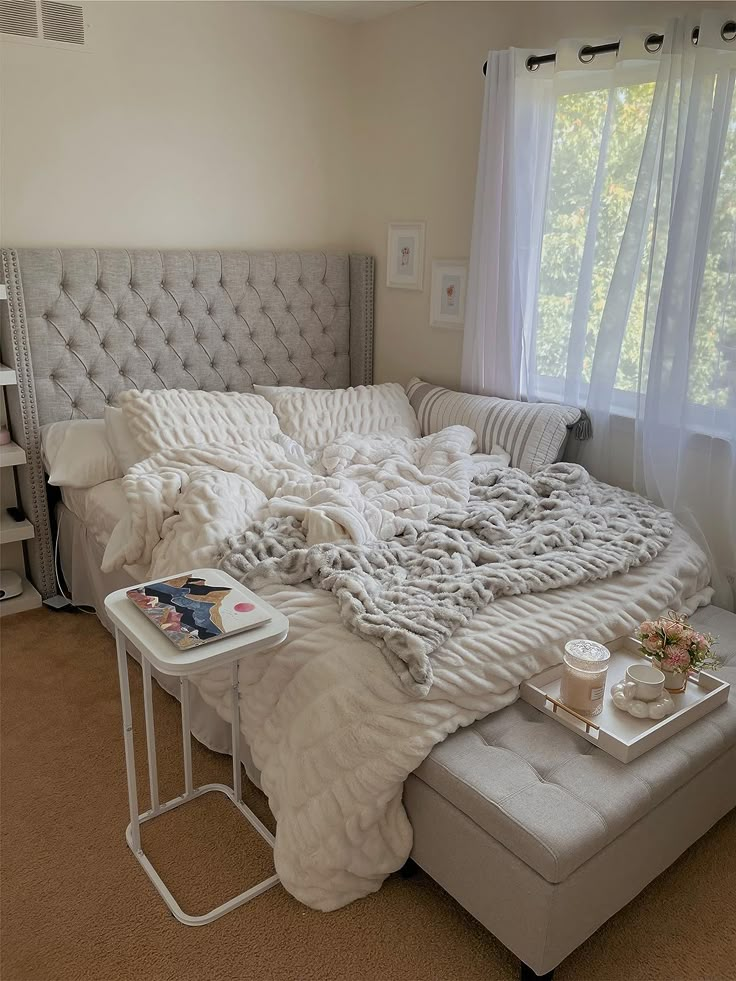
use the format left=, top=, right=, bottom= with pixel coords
left=637, top=612, right=719, bottom=675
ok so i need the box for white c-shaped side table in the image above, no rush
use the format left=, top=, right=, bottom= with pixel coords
left=104, top=571, right=289, bottom=927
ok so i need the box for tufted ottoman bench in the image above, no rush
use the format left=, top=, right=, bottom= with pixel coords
left=404, top=609, right=736, bottom=979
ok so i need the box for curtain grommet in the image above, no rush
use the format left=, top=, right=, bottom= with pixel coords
left=644, top=33, right=663, bottom=54
left=722, top=21, right=736, bottom=42
left=578, top=45, right=595, bottom=64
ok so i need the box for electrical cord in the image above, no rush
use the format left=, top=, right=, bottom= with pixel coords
left=53, top=510, right=95, bottom=614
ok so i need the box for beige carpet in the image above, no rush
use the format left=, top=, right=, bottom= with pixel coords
left=1, top=608, right=734, bottom=981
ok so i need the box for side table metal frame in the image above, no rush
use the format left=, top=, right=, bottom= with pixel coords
left=115, top=628, right=279, bottom=926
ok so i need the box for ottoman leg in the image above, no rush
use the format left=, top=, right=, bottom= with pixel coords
left=520, top=963, right=554, bottom=981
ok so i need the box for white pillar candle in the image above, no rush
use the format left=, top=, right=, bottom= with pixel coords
left=560, top=640, right=611, bottom=717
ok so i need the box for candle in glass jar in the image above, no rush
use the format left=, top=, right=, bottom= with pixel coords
left=559, top=640, right=611, bottom=717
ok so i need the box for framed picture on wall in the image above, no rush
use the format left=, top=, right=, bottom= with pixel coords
left=386, top=221, right=425, bottom=290
left=430, top=260, right=468, bottom=329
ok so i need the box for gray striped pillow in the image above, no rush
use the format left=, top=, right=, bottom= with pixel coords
left=406, top=377, right=581, bottom=474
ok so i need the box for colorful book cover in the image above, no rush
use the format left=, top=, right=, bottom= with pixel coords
left=126, top=568, right=271, bottom=650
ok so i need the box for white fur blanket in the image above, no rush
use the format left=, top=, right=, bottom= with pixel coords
left=103, top=403, right=710, bottom=911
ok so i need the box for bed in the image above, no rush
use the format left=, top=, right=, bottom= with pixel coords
left=0, top=248, right=717, bottom=966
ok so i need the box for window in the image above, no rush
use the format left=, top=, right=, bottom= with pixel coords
left=532, top=76, right=735, bottom=419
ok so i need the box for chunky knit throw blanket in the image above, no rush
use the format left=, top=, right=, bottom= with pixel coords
left=220, top=463, right=674, bottom=696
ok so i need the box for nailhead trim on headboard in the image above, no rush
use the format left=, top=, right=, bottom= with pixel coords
left=0, top=248, right=374, bottom=598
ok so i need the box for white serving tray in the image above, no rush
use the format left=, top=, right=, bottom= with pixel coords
left=520, top=636, right=730, bottom=763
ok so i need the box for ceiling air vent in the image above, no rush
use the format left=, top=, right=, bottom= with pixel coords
left=0, top=0, right=86, bottom=47
left=0, top=0, right=39, bottom=38
left=41, top=0, right=83, bottom=43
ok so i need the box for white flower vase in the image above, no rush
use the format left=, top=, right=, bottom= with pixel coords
left=661, top=667, right=688, bottom=694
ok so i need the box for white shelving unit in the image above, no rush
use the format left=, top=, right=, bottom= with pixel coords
left=0, top=440, right=26, bottom=468
left=0, top=282, right=41, bottom=617
left=0, top=512, right=34, bottom=545
left=0, top=577, right=41, bottom=617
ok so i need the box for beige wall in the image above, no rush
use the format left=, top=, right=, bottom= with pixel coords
left=0, top=1, right=354, bottom=250
left=351, top=1, right=718, bottom=388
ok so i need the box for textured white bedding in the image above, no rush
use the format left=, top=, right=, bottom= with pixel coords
left=254, top=382, right=420, bottom=449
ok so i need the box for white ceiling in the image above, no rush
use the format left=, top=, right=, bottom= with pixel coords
left=272, top=1, right=422, bottom=23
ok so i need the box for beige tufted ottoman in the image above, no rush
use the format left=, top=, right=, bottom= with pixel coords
left=403, top=608, right=736, bottom=979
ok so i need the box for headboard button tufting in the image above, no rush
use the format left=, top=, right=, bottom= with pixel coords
left=1, top=247, right=372, bottom=602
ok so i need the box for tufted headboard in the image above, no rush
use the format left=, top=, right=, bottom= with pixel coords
left=0, top=248, right=374, bottom=598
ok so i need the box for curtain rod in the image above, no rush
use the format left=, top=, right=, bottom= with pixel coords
left=481, top=21, right=736, bottom=76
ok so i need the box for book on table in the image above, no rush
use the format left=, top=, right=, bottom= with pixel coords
left=126, top=568, right=271, bottom=650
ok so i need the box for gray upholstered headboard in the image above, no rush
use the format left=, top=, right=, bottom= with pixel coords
left=0, top=248, right=375, bottom=598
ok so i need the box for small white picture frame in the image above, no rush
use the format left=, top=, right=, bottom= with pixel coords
left=430, top=259, right=467, bottom=329
left=386, top=221, right=425, bottom=290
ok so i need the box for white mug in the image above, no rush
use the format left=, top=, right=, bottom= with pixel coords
left=625, top=664, right=665, bottom=702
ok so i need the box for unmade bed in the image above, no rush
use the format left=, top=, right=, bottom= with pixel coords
left=0, top=248, right=714, bottom=926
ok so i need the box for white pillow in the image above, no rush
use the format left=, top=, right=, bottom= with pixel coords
left=41, top=419, right=121, bottom=488
left=104, top=406, right=146, bottom=473
left=118, top=389, right=281, bottom=454
left=254, top=383, right=420, bottom=450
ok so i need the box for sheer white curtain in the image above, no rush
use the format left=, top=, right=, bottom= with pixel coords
left=463, top=13, right=736, bottom=608
left=461, top=48, right=554, bottom=399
